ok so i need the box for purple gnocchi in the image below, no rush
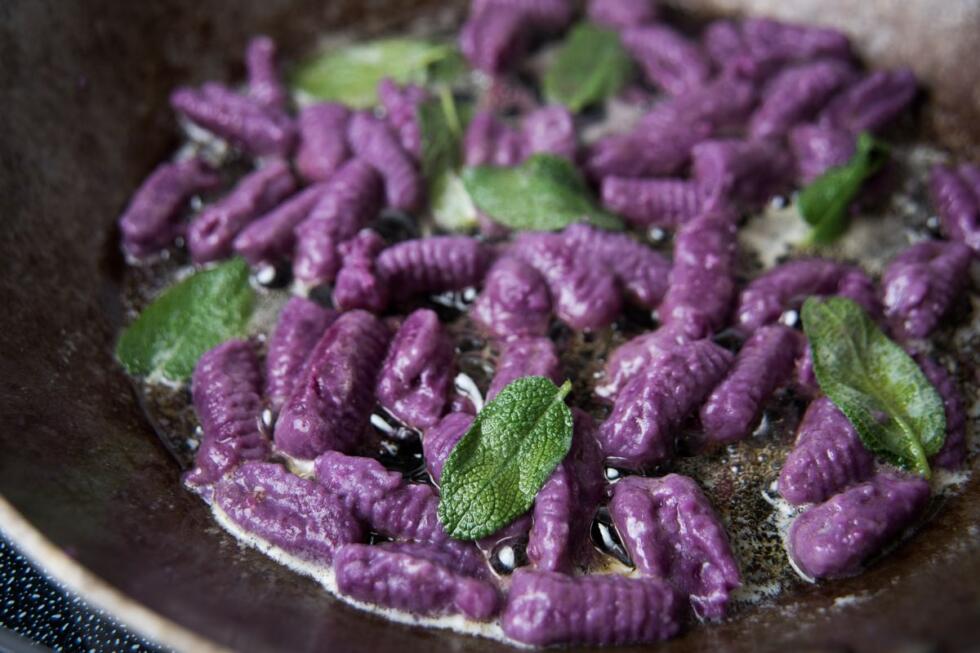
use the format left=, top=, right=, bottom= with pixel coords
left=472, top=0, right=572, bottom=32
left=916, top=355, right=967, bottom=470
left=333, top=229, right=389, bottom=313
left=314, top=451, right=403, bottom=519
left=601, top=177, right=711, bottom=228
left=658, top=207, right=738, bottom=339
left=459, top=5, right=529, bottom=75
left=170, top=82, right=295, bottom=157
left=501, top=570, right=682, bottom=646
left=274, top=310, right=389, bottom=460
left=563, top=223, right=671, bottom=310
left=233, top=182, right=329, bottom=265
left=596, top=326, right=688, bottom=399
left=818, top=68, right=918, bottom=136
left=700, top=325, right=801, bottom=444
left=187, top=159, right=296, bottom=263
left=118, top=156, right=220, bottom=259
left=464, top=111, right=524, bottom=167
left=472, top=257, right=552, bottom=340
left=778, top=396, right=875, bottom=505
left=510, top=232, right=621, bottom=330
left=334, top=544, right=499, bottom=620
left=347, top=111, right=423, bottom=212
left=377, top=236, right=492, bottom=297
left=264, top=297, right=337, bottom=412
left=691, top=138, right=792, bottom=207
left=598, top=339, right=733, bottom=469
left=213, top=461, right=363, bottom=564
left=587, top=0, right=658, bottom=30
left=245, top=36, right=287, bottom=113
left=640, top=75, right=758, bottom=134
left=788, top=472, right=930, bottom=579
left=882, top=240, right=972, bottom=340
left=423, top=412, right=474, bottom=484
left=294, top=102, right=351, bottom=183
left=609, top=474, right=741, bottom=620
left=620, top=24, right=712, bottom=96
left=378, top=79, right=429, bottom=159
left=376, top=309, right=455, bottom=430
left=584, top=119, right=710, bottom=181
left=521, top=105, right=577, bottom=161
left=835, top=267, right=882, bottom=322
left=184, top=340, right=268, bottom=490
left=748, top=60, right=857, bottom=140
left=487, top=336, right=562, bottom=402
left=293, top=159, right=383, bottom=286
left=928, top=163, right=980, bottom=253
left=789, top=123, right=856, bottom=184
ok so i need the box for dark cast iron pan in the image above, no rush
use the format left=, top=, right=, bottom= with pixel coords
left=1, top=1, right=979, bottom=651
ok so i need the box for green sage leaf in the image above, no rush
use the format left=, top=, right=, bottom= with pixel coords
left=437, top=376, right=574, bottom=540
left=799, top=132, right=889, bottom=245
left=418, top=88, right=478, bottom=231
left=291, top=38, right=453, bottom=108
left=543, top=23, right=634, bottom=113
left=116, top=258, right=255, bottom=383
left=802, top=296, right=946, bottom=477
left=462, top=154, right=624, bottom=231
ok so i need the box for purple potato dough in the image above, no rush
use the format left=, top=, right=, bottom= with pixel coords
left=376, top=309, right=455, bottom=430
left=521, top=105, right=577, bottom=161
left=596, top=325, right=689, bottom=399
left=377, top=236, right=493, bottom=297
left=639, top=75, right=758, bottom=134
left=928, top=164, right=980, bottom=253
left=314, top=451, right=403, bottom=519
left=691, top=138, right=792, bottom=207
left=472, top=257, right=552, bottom=341
left=609, top=474, right=741, bottom=620
left=789, top=123, right=856, bottom=184
left=245, top=36, right=287, bottom=113
left=292, top=158, right=383, bottom=286
left=510, top=232, right=621, bottom=330
left=334, top=544, right=499, bottom=620
left=620, top=24, right=712, bottom=96
left=501, top=569, right=682, bottom=646
left=274, top=310, right=389, bottom=460
left=464, top=111, right=524, bottom=167
left=598, top=339, right=733, bottom=469
left=700, top=325, right=801, bottom=444
left=882, top=240, right=972, bottom=340
left=601, top=177, right=711, bottom=228
left=459, top=6, right=530, bottom=75
left=264, top=297, right=337, bottom=413
left=347, top=111, right=423, bottom=212
left=486, top=336, right=562, bottom=402
left=423, top=412, right=474, bottom=485
left=378, top=78, right=429, bottom=159
left=587, top=0, right=658, bottom=30
left=185, top=340, right=268, bottom=491
left=658, top=206, right=738, bottom=339
left=778, top=396, right=875, bottom=505
left=118, top=157, right=220, bottom=258
left=381, top=540, right=491, bottom=581
left=748, top=60, right=857, bottom=140
left=472, top=0, right=573, bottom=32
left=294, top=103, right=351, bottom=183
left=584, top=116, right=711, bottom=181
left=563, top=223, right=671, bottom=309
left=788, top=471, right=930, bottom=579
left=213, top=461, right=363, bottom=564
left=170, top=82, right=295, bottom=157
left=915, top=355, right=967, bottom=470
left=333, top=229, right=389, bottom=313
left=187, top=159, right=296, bottom=263
left=818, top=68, right=918, bottom=136
left=233, top=182, right=330, bottom=265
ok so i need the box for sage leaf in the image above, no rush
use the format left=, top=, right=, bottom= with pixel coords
left=543, top=23, right=634, bottom=112
left=799, top=132, right=889, bottom=245
left=116, top=258, right=255, bottom=383
left=437, top=376, right=574, bottom=540
left=462, top=154, right=624, bottom=231
left=291, top=38, right=453, bottom=108
left=418, top=88, right=478, bottom=231
left=802, top=296, right=946, bottom=477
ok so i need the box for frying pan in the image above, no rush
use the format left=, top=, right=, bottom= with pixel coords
left=1, top=1, right=978, bottom=651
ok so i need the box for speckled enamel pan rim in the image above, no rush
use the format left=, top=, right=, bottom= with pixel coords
left=0, top=495, right=227, bottom=653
